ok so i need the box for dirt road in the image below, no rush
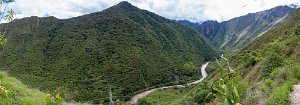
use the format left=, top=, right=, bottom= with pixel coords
left=290, top=83, right=300, bottom=105
left=128, top=62, right=210, bottom=105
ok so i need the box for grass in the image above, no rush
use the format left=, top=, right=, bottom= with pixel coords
left=0, top=71, right=51, bottom=105
left=138, top=82, right=209, bottom=105
left=138, top=89, right=190, bottom=105
left=265, top=80, right=296, bottom=105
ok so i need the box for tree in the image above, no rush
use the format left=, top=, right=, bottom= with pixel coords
left=0, top=0, right=13, bottom=99
left=0, top=0, right=14, bottom=50
left=0, top=0, right=14, bottom=22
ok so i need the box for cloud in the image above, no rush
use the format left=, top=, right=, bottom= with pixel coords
left=6, top=0, right=300, bottom=22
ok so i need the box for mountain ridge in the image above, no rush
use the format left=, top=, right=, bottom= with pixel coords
left=179, top=5, right=297, bottom=50
left=0, top=1, right=218, bottom=104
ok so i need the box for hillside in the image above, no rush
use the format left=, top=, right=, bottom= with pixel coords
left=0, top=1, right=218, bottom=103
left=0, top=71, right=52, bottom=105
left=180, top=6, right=296, bottom=50
left=230, top=7, right=300, bottom=105
left=142, top=7, right=300, bottom=105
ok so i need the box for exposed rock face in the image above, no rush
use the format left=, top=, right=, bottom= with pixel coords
left=179, top=6, right=297, bottom=50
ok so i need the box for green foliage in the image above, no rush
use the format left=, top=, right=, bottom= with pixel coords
left=291, top=64, right=300, bottom=80
left=46, top=93, right=64, bottom=105
left=183, top=62, right=196, bottom=70
left=184, top=6, right=296, bottom=50
left=138, top=98, right=152, bottom=105
left=138, top=81, right=212, bottom=105
left=0, top=85, right=9, bottom=96
left=212, top=57, right=242, bottom=105
left=0, top=2, right=219, bottom=103
left=294, top=25, right=300, bottom=35
left=262, top=53, right=284, bottom=78
left=265, top=80, right=295, bottom=105
left=195, top=89, right=213, bottom=104
left=0, top=71, right=49, bottom=105
left=0, top=0, right=14, bottom=22
left=241, top=52, right=258, bottom=68
left=230, top=7, right=300, bottom=105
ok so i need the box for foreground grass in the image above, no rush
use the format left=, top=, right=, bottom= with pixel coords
left=0, top=71, right=48, bottom=105
left=265, top=80, right=296, bottom=105
left=138, top=81, right=211, bottom=105
left=138, top=89, right=191, bottom=105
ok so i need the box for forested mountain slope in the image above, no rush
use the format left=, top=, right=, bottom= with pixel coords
left=0, top=1, right=218, bottom=103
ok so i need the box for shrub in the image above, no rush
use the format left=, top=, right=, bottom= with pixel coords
left=262, top=53, right=284, bottom=78
left=138, top=98, right=151, bottom=105
left=0, top=85, right=9, bottom=97
left=294, top=25, right=300, bottom=35
left=46, top=93, right=64, bottom=105
left=291, top=64, right=300, bottom=80
left=195, top=89, right=213, bottom=104
left=242, top=53, right=258, bottom=68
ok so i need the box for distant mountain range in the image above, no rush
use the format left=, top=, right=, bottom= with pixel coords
left=179, top=5, right=297, bottom=50
left=0, top=1, right=218, bottom=103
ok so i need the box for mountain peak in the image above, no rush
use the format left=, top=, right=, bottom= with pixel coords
left=113, top=1, right=141, bottom=11
left=117, top=1, right=133, bottom=7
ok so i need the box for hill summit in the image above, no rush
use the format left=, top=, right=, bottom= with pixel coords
left=0, top=1, right=218, bottom=103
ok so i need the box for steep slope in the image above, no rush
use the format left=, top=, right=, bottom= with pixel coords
left=142, top=7, right=300, bottom=105
left=230, top=7, right=300, bottom=105
left=180, top=6, right=296, bottom=50
left=0, top=1, right=218, bottom=103
left=0, top=71, right=51, bottom=105
left=177, top=20, right=201, bottom=28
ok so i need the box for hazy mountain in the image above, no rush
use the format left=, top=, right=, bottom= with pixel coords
left=180, top=5, right=297, bottom=50
left=177, top=19, right=201, bottom=28
left=0, top=1, right=218, bottom=103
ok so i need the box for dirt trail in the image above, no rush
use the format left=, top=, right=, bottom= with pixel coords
left=128, top=62, right=210, bottom=105
left=290, top=83, right=300, bottom=105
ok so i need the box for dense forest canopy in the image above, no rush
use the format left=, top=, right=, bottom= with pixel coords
left=0, top=1, right=218, bottom=103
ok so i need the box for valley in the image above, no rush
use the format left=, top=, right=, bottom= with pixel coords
left=1, top=0, right=300, bottom=105
left=129, top=62, right=209, bottom=105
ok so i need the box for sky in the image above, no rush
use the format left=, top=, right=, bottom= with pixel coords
left=6, top=0, right=300, bottom=22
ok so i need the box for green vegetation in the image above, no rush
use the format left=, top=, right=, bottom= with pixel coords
left=265, top=80, right=296, bottom=105
left=138, top=82, right=211, bottom=105
left=180, top=6, right=296, bottom=50
left=211, top=57, right=243, bottom=105
left=231, top=8, right=300, bottom=105
left=140, top=7, right=300, bottom=105
left=294, top=25, right=300, bottom=35
left=0, top=1, right=218, bottom=103
left=0, top=71, right=57, bottom=105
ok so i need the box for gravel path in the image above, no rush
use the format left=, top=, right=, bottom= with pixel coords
left=128, top=62, right=210, bottom=105
left=290, top=83, right=300, bottom=105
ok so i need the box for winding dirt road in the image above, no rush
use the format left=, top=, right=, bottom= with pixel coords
left=290, top=83, right=300, bottom=105
left=128, top=62, right=210, bottom=105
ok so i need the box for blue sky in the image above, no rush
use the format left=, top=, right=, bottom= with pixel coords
left=6, top=0, right=300, bottom=22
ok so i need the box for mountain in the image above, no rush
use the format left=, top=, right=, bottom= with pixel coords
left=0, top=1, right=218, bottom=103
left=177, top=20, right=201, bottom=28
left=195, top=20, right=220, bottom=40
left=180, top=5, right=296, bottom=50
left=230, top=7, right=300, bottom=105
left=141, top=7, right=300, bottom=105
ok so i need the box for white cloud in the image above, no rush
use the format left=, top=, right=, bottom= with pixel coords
left=6, top=0, right=300, bottom=22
